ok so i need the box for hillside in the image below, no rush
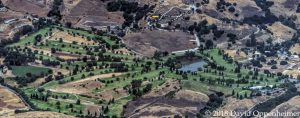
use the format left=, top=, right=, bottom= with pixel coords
left=0, top=0, right=300, bottom=118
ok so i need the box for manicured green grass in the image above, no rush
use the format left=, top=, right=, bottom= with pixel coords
left=177, top=49, right=279, bottom=96
left=11, top=66, right=51, bottom=77
left=9, top=28, right=50, bottom=47
left=8, top=25, right=283, bottom=118
left=107, top=96, right=133, bottom=117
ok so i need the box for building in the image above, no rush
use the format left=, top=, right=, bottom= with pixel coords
left=250, top=86, right=263, bottom=90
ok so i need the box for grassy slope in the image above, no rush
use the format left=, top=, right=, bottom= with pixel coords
left=8, top=26, right=282, bottom=117
left=11, top=66, right=50, bottom=77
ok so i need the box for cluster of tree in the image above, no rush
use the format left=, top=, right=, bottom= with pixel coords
left=232, top=89, right=249, bottom=100
left=110, top=62, right=128, bottom=72
left=12, top=70, right=52, bottom=87
left=129, top=79, right=143, bottom=97
left=187, top=20, right=225, bottom=48
left=164, top=57, right=178, bottom=71
left=246, top=83, right=298, bottom=117
left=0, top=0, right=4, bottom=8
left=30, top=93, right=48, bottom=102
left=128, top=79, right=153, bottom=98
left=98, top=53, right=122, bottom=62
left=33, top=18, right=54, bottom=30
left=106, top=0, right=155, bottom=29
left=153, top=51, right=169, bottom=60
left=197, top=92, right=224, bottom=117
left=47, top=0, right=62, bottom=20
left=227, top=33, right=238, bottom=44
left=246, top=34, right=257, bottom=47
left=278, top=15, right=297, bottom=29
left=5, top=25, right=34, bottom=43
left=42, top=59, right=60, bottom=66
left=4, top=51, right=35, bottom=66
left=216, top=0, right=238, bottom=16
left=243, top=0, right=278, bottom=25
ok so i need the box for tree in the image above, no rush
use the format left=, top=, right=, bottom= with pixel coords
left=48, top=0, right=63, bottom=20
left=65, top=22, right=72, bottom=28
left=35, top=34, right=42, bottom=42
left=51, top=48, right=56, bottom=53
left=0, top=77, right=4, bottom=84
left=228, top=6, right=235, bottom=12
left=205, top=39, right=214, bottom=49
left=0, top=0, right=3, bottom=8
left=103, top=106, right=109, bottom=113
left=76, top=99, right=80, bottom=105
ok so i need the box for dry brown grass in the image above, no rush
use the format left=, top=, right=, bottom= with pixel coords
left=124, top=30, right=196, bottom=56
left=8, top=111, right=75, bottom=118
left=267, top=22, right=296, bottom=42
left=62, top=0, right=124, bottom=28
left=216, top=97, right=256, bottom=115
left=289, top=44, right=300, bottom=54
left=175, top=90, right=209, bottom=102
left=85, top=88, right=128, bottom=100
left=266, top=96, right=300, bottom=118
left=27, top=46, right=52, bottom=56
left=225, top=49, right=247, bottom=61
left=49, top=73, right=124, bottom=94
left=269, top=0, right=299, bottom=17
left=124, top=88, right=209, bottom=117
left=283, top=70, right=300, bottom=78
left=216, top=96, right=275, bottom=117
left=113, top=48, right=131, bottom=55
left=0, top=87, right=27, bottom=116
left=50, top=31, right=96, bottom=45
left=144, top=79, right=180, bottom=98
left=2, top=0, right=50, bottom=17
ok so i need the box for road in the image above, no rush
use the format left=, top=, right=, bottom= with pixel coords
left=159, top=7, right=176, bottom=21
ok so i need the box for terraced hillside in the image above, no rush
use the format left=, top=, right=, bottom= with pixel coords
left=0, top=24, right=284, bottom=117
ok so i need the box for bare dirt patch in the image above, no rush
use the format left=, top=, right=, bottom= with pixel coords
left=84, top=105, right=101, bottom=117
left=53, top=52, right=82, bottom=61
left=269, top=0, right=299, bottom=17
left=266, top=96, right=300, bottom=118
left=216, top=95, right=279, bottom=116
left=84, top=88, right=128, bottom=101
left=2, top=0, right=50, bottom=16
left=289, top=44, right=300, bottom=54
left=113, top=48, right=132, bottom=56
left=267, top=22, right=296, bottom=42
left=225, top=49, right=247, bottom=61
left=123, top=30, right=196, bottom=56
left=50, top=31, right=96, bottom=45
left=144, top=79, right=180, bottom=98
left=62, top=0, right=124, bottom=28
left=0, top=86, right=27, bottom=116
left=123, top=79, right=209, bottom=117
left=49, top=73, right=124, bottom=95
left=27, top=46, right=52, bottom=56
left=8, top=111, right=75, bottom=118
left=283, top=70, right=300, bottom=78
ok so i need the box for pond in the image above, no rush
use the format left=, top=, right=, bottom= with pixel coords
left=178, top=60, right=207, bottom=72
